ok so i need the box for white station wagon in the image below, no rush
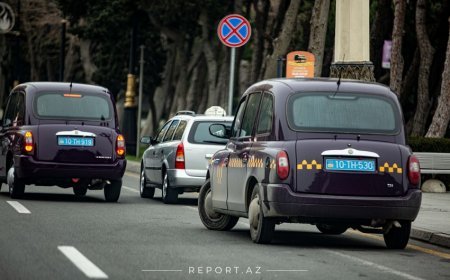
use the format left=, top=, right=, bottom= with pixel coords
left=140, top=109, right=233, bottom=204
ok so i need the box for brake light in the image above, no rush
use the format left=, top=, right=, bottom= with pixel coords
left=24, top=131, right=34, bottom=153
left=116, top=134, right=125, bottom=156
left=276, top=151, right=289, bottom=180
left=408, top=155, right=420, bottom=186
left=175, top=143, right=185, bottom=169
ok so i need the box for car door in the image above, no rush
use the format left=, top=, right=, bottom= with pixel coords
left=147, top=121, right=171, bottom=184
left=212, top=99, right=247, bottom=210
left=227, top=92, right=262, bottom=212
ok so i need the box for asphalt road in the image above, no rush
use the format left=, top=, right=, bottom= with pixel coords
left=0, top=172, right=449, bottom=280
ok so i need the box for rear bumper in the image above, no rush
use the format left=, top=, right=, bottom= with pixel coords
left=15, top=155, right=126, bottom=181
left=261, top=184, right=422, bottom=221
left=166, top=169, right=205, bottom=189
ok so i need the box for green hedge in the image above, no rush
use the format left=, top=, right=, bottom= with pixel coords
left=408, top=137, right=450, bottom=153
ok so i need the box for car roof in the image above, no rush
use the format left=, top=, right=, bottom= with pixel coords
left=244, top=78, right=393, bottom=98
left=16, top=82, right=110, bottom=95
left=170, top=114, right=234, bottom=122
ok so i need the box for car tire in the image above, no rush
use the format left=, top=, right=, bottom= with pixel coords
left=383, top=221, right=411, bottom=249
left=198, top=179, right=239, bottom=231
left=7, top=165, right=25, bottom=199
left=161, top=173, right=178, bottom=204
left=140, top=164, right=155, bottom=198
left=73, top=185, right=88, bottom=197
left=316, top=224, right=348, bottom=235
left=104, top=179, right=122, bottom=202
left=248, top=187, right=275, bottom=244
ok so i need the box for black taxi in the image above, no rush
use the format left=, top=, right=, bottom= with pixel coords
left=198, top=78, right=421, bottom=249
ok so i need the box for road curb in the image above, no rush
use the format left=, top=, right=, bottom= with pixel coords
left=126, top=159, right=450, bottom=249
left=411, top=227, right=450, bottom=249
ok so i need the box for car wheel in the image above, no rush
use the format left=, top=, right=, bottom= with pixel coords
left=198, top=179, right=239, bottom=230
left=161, top=173, right=178, bottom=204
left=248, top=187, right=275, bottom=244
left=316, top=224, right=348, bottom=235
left=73, top=185, right=88, bottom=197
left=104, top=179, right=122, bottom=202
left=140, top=164, right=155, bottom=198
left=383, top=221, right=411, bottom=249
left=7, top=165, right=25, bottom=199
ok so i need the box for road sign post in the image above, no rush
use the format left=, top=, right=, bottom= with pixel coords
left=217, top=14, right=251, bottom=115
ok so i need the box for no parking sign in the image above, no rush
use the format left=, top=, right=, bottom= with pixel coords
left=217, top=14, right=251, bottom=47
left=217, top=14, right=251, bottom=115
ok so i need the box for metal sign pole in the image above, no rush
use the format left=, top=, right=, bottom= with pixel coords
left=228, top=47, right=236, bottom=115
left=136, top=45, right=144, bottom=158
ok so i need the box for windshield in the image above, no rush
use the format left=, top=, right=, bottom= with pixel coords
left=188, top=120, right=232, bottom=145
left=34, top=92, right=113, bottom=121
left=287, top=92, right=400, bottom=134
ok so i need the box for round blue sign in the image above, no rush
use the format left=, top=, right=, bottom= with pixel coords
left=217, top=14, right=251, bottom=48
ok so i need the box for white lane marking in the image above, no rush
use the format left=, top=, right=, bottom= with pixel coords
left=122, top=186, right=139, bottom=193
left=184, top=206, right=197, bottom=211
left=326, top=250, right=425, bottom=280
left=185, top=206, right=249, bottom=227
left=58, top=246, right=108, bottom=279
left=7, top=201, right=31, bottom=214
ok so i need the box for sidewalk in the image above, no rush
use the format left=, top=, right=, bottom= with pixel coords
left=411, top=192, right=450, bottom=248
left=125, top=161, right=450, bottom=248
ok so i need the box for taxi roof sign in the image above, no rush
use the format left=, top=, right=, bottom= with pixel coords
left=204, top=106, right=227, bottom=116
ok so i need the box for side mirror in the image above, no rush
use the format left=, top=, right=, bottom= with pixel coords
left=141, top=136, right=159, bottom=145
left=209, top=124, right=229, bottom=139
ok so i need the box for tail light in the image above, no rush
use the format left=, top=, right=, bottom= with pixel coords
left=408, top=155, right=420, bottom=186
left=116, top=134, right=125, bottom=157
left=175, top=143, right=185, bottom=169
left=276, top=151, right=289, bottom=180
left=24, top=131, right=34, bottom=153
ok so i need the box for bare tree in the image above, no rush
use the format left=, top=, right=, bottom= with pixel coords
left=410, top=0, right=435, bottom=136
left=307, top=0, right=330, bottom=77
left=390, top=0, right=406, bottom=97
left=425, top=17, right=450, bottom=138
left=263, top=0, right=301, bottom=79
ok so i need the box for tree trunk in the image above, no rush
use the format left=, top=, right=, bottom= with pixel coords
left=425, top=17, right=450, bottom=138
left=263, top=0, right=301, bottom=79
left=370, top=0, right=393, bottom=80
left=307, top=0, right=330, bottom=77
left=250, top=0, right=270, bottom=85
left=410, top=0, right=435, bottom=137
left=390, top=0, right=406, bottom=97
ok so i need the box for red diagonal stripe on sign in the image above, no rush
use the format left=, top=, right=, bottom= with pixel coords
left=223, top=19, right=246, bottom=42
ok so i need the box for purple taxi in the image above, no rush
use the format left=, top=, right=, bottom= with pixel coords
left=0, top=82, right=126, bottom=202
left=198, top=78, right=421, bottom=249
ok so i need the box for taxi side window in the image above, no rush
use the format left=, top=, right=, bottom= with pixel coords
left=256, top=93, right=273, bottom=135
left=172, top=121, right=187, bottom=141
left=156, top=121, right=171, bottom=143
left=239, top=93, right=262, bottom=138
left=163, top=120, right=179, bottom=142
left=231, top=97, right=247, bottom=138
left=14, top=93, right=25, bottom=126
left=3, top=93, right=18, bottom=127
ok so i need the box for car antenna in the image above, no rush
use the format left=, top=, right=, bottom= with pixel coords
left=333, top=54, right=345, bottom=97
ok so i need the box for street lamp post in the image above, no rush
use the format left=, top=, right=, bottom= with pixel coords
left=122, top=25, right=138, bottom=156
left=330, top=0, right=375, bottom=81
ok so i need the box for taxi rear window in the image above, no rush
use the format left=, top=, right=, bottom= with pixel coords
left=287, top=92, right=400, bottom=134
left=188, top=121, right=232, bottom=145
left=34, top=92, right=112, bottom=121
